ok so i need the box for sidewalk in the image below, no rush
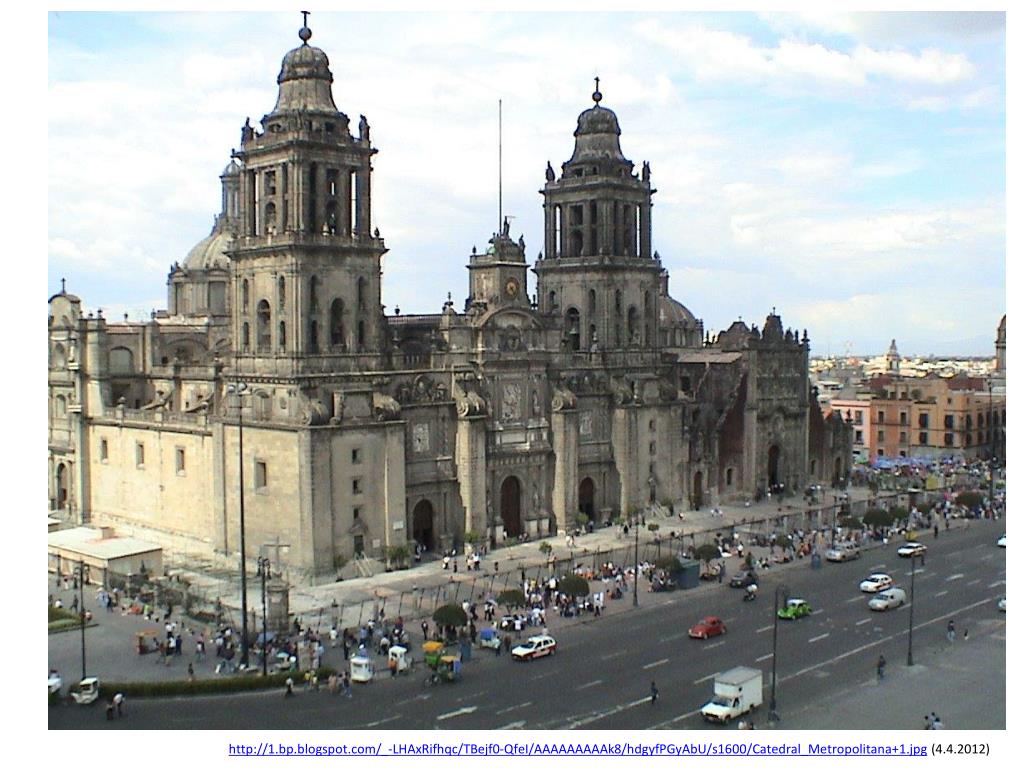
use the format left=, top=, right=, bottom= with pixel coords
left=782, top=613, right=1005, bottom=730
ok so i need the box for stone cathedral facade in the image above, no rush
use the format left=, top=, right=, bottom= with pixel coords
left=48, top=23, right=852, bottom=583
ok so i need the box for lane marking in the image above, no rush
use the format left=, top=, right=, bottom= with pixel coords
left=702, top=640, right=726, bottom=650
left=988, top=580, right=1005, bottom=588
left=364, top=715, right=401, bottom=727
left=756, top=625, right=773, bottom=634
left=855, top=618, right=872, bottom=626
left=496, top=701, right=531, bottom=715
left=575, top=679, right=603, bottom=691
left=756, top=652, right=774, bottom=662
left=980, top=553, right=995, bottom=561
left=567, top=696, right=649, bottom=729
left=642, top=658, right=669, bottom=669
left=437, top=706, right=477, bottom=721
left=808, top=633, right=830, bottom=644
left=658, top=632, right=689, bottom=643
left=457, top=691, right=486, bottom=702
left=498, top=720, right=527, bottom=730
left=693, top=672, right=716, bottom=685
left=601, top=650, right=628, bottom=661
left=934, top=590, right=948, bottom=598
left=945, top=573, right=964, bottom=582
left=846, top=596, right=864, bottom=604
left=966, top=579, right=981, bottom=586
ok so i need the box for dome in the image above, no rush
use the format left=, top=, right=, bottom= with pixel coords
left=659, top=295, right=697, bottom=326
left=271, top=25, right=338, bottom=114
left=184, top=221, right=232, bottom=271
left=221, top=160, right=241, bottom=177
left=567, top=104, right=627, bottom=166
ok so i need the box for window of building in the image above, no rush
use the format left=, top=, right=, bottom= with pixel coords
left=899, top=450, right=907, bottom=457
left=278, top=321, right=286, bottom=349
left=353, top=506, right=361, bottom=520
left=175, top=447, right=186, bottom=475
left=352, top=477, right=363, bottom=495
left=55, top=394, right=67, bottom=417
left=965, top=433, right=972, bottom=446
left=354, top=535, right=365, bottom=557
left=854, top=430, right=863, bottom=444
left=351, top=448, right=362, bottom=464
left=944, top=433, right=954, bottom=447
left=854, top=410, right=863, bottom=425
left=877, top=430, right=885, bottom=443
left=649, top=441, right=656, bottom=455
left=726, top=467, right=733, bottom=486
left=918, top=413, right=929, bottom=429
left=135, top=442, right=145, bottom=468
left=264, top=170, right=276, bottom=195
left=256, top=300, right=271, bottom=352
left=649, top=419, right=656, bottom=431
left=242, top=279, right=250, bottom=313
left=919, top=432, right=928, bottom=445
left=255, top=460, right=268, bottom=490
left=899, top=412, right=908, bottom=425
left=242, top=322, right=251, bottom=351
left=877, top=448, right=884, bottom=457
left=99, top=438, right=109, bottom=462
left=944, top=414, right=954, bottom=429
left=278, top=276, right=286, bottom=310
left=877, top=411, right=885, bottom=423
left=899, top=431, right=907, bottom=444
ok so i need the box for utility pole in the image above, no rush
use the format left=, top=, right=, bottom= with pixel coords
left=770, top=585, right=787, bottom=721
left=907, top=554, right=916, bottom=666
left=633, top=512, right=640, bottom=607
left=79, top=560, right=87, bottom=681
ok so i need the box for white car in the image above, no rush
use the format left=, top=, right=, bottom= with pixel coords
left=998, top=597, right=1006, bottom=612
left=897, top=542, right=927, bottom=559
left=859, top=574, right=893, bottom=593
left=511, top=634, right=557, bottom=661
left=47, top=670, right=62, bottom=695
left=868, top=587, right=907, bottom=611
left=997, top=534, right=1006, bottom=548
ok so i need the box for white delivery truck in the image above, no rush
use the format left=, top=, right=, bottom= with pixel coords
left=700, top=667, right=763, bottom=724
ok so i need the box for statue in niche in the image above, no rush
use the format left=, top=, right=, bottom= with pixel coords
left=241, top=117, right=254, bottom=143
left=642, top=161, right=650, bottom=182
left=531, top=388, right=540, bottom=416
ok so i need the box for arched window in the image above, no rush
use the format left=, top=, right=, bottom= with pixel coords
left=242, top=322, right=251, bottom=351
left=278, top=321, right=286, bottom=349
left=565, top=308, right=581, bottom=351
left=109, top=347, right=134, bottom=373
left=309, top=276, right=319, bottom=312
left=357, top=320, right=366, bottom=350
left=241, top=279, right=250, bottom=314
left=256, top=300, right=271, bottom=352
left=588, top=289, right=597, bottom=315
left=264, top=202, right=277, bottom=233
left=309, top=320, right=319, bottom=352
left=278, top=276, right=286, bottom=310
left=50, top=342, right=67, bottom=370
left=330, top=299, right=345, bottom=348
left=548, top=291, right=557, bottom=312
left=615, top=290, right=622, bottom=314
left=627, top=307, right=639, bottom=345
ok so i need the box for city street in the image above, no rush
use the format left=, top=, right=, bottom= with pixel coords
left=49, top=519, right=1005, bottom=730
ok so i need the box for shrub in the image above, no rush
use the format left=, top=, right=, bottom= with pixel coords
left=862, top=507, right=892, bottom=529
left=654, top=555, right=683, bottom=574
left=106, top=666, right=337, bottom=698
left=432, top=603, right=468, bottom=628
left=538, top=541, right=553, bottom=556
left=956, top=491, right=984, bottom=509
left=694, top=543, right=721, bottom=564
left=556, top=575, right=590, bottom=599
left=497, top=590, right=527, bottom=609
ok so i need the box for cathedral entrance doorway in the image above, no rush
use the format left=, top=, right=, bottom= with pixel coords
left=500, top=476, right=522, bottom=538
left=412, top=499, right=435, bottom=552
left=768, top=445, right=781, bottom=489
left=579, top=477, right=595, bottom=521
left=55, top=463, right=69, bottom=510
left=692, top=471, right=704, bottom=511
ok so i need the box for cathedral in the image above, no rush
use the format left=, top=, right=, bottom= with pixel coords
left=48, top=21, right=852, bottom=583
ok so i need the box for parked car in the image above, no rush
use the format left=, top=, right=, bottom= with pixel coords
left=868, top=587, right=907, bottom=611
left=511, top=634, right=557, bottom=661
left=48, top=670, right=62, bottom=695
left=897, top=542, right=928, bottom=559
left=689, top=616, right=728, bottom=639
left=859, top=574, right=893, bottom=593
left=997, top=534, right=1006, bottom=548
left=997, top=597, right=1006, bottom=612
left=826, top=542, right=861, bottom=562
left=777, top=598, right=812, bottom=620
left=729, top=570, right=758, bottom=588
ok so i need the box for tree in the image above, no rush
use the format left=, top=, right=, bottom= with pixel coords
left=862, top=507, right=892, bottom=529
left=694, top=543, right=721, bottom=566
left=647, top=523, right=660, bottom=533
left=432, top=603, right=467, bottom=630
left=956, top=491, right=984, bottom=510
left=557, top=575, right=590, bottom=599
left=497, top=590, right=526, bottom=609
left=385, top=544, right=409, bottom=570
left=538, top=541, right=553, bottom=557
left=654, top=555, right=683, bottom=574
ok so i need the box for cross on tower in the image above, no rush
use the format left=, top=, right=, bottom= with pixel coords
left=302, top=10, right=309, bottom=27
left=593, top=76, right=602, bottom=104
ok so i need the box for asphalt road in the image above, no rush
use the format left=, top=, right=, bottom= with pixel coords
left=50, top=521, right=1006, bottom=730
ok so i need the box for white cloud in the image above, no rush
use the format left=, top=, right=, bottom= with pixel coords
left=853, top=45, right=974, bottom=85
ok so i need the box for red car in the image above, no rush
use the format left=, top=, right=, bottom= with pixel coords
left=688, top=616, right=727, bottom=639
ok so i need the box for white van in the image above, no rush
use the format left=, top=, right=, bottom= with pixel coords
left=825, top=541, right=861, bottom=562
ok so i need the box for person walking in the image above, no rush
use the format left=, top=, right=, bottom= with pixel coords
left=650, top=681, right=659, bottom=705
left=113, top=692, right=125, bottom=717
left=963, top=627, right=969, bottom=641
left=341, top=671, right=352, bottom=698
left=187, top=663, right=195, bottom=682
left=876, top=654, right=886, bottom=681
left=421, top=620, right=429, bottom=641
left=947, top=620, right=956, bottom=643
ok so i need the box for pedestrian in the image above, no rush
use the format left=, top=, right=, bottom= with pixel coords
left=934, top=524, right=939, bottom=539
left=342, top=672, right=352, bottom=698
left=650, top=681, right=659, bottom=705
left=717, top=564, right=725, bottom=584
left=947, top=620, right=955, bottom=643
left=113, top=691, right=125, bottom=716
left=72, top=595, right=79, bottom=613
left=876, top=654, right=886, bottom=681
left=963, top=627, right=969, bottom=641
left=285, top=678, right=295, bottom=697
left=187, top=662, right=195, bottom=682
left=502, top=634, right=512, bottom=655
left=421, top=619, right=429, bottom=640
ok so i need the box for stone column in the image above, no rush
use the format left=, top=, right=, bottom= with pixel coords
left=612, top=404, right=639, bottom=514
left=382, top=421, right=408, bottom=552
left=455, top=415, right=487, bottom=539
left=640, top=200, right=652, bottom=259
left=551, top=408, right=579, bottom=535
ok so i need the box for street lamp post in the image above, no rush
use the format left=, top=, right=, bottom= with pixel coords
left=769, top=584, right=787, bottom=722
left=78, top=559, right=87, bottom=681
left=907, top=553, right=916, bottom=666
left=258, top=556, right=271, bottom=676
left=633, top=513, right=640, bottom=607
left=988, top=382, right=995, bottom=511
left=228, top=382, right=250, bottom=670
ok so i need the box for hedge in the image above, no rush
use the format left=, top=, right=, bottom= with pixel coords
left=103, top=665, right=339, bottom=698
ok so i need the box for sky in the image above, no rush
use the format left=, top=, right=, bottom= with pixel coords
left=46, top=8, right=1007, bottom=357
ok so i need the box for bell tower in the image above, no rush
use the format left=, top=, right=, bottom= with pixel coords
left=229, top=16, right=387, bottom=376
left=534, top=80, right=662, bottom=353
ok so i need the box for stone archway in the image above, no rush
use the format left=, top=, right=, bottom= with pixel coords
left=579, top=477, right=595, bottom=521
left=692, top=470, right=704, bottom=511
left=55, top=463, right=69, bottom=510
left=768, top=445, right=781, bottom=489
left=500, top=476, right=522, bottom=538
left=412, top=499, right=435, bottom=552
